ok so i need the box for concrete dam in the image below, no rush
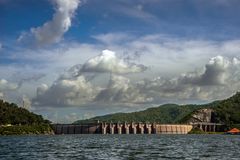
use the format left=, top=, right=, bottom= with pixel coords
left=53, top=123, right=193, bottom=134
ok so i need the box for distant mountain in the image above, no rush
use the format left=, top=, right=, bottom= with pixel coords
left=73, top=103, right=211, bottom=124
left=74, top=92, right=240, bottom=126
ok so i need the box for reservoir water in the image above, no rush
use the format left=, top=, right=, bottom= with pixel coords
left=0, top=135, right=239, bottom=159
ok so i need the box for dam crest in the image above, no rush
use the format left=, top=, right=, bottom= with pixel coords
left=53, top=122, right=194, bottom=134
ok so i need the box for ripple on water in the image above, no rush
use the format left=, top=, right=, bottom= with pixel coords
left=0, top=134, right=240, bottom=160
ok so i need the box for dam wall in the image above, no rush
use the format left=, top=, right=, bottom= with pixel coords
left=155, top=124, right=192, bottom=134
left=53, top=123, right=193, bottom=134
left=54, top=124, right=101, bottom=134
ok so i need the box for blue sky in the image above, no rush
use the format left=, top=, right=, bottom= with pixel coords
left=2, top=0, right=240, bottom=42
left=1, top=0, right=240, bottom=123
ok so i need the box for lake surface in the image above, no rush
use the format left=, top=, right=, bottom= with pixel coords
left=0, top=134, right=239, bottom=160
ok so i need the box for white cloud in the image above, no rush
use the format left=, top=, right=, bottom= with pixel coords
left=81, top=49, right=147, bottom=74
left=19, top=0, right=80, bottom=46
left=16, top=73, right=46, bottom=89
left=233, top=57, right=240, bottom=65
left=0, top=79, right=18, bottom=100
left=31, top=54, right=240, bottom=107
left=180, top=56, right=230, bottom=85
left=0, top=79, right=18, bottom=91
left=92, top=33, right=132, bottom=45
left=108, top=2, right=160, bottom=26
left=137, top=56, right=240, bottom=103
left=4, top=33, right=240, bottom=110
left=64, top=112, right=82, bottom=123
left=36, top=84, right=49, bottom=97
left=32, top=48, right=148, bottom=107
left=12, top=35, right=240, bottom=80
left=0, top=92, right=4, bottom=98
left=34, top=75, right=97, bottom=106
left=95, top=75, right=152, bottom=103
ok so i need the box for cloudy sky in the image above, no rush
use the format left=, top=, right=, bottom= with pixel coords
left=1, top=0, right=240, bottom=123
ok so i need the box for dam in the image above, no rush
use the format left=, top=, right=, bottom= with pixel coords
left=53, top=122, right=193, bottom=134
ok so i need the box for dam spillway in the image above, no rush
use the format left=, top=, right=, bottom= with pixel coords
left=53, top=123, right=193, bottom=134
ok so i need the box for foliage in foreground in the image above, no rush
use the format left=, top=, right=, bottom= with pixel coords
left=0, top=100, right=50, bottom=125
left=0, top=124, right=53, bottom=135
left=0, top=100, right=53, bottom=135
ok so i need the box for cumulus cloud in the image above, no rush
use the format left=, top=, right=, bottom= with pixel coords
left=33, top=49, right=148, bottom=107
left=95, top=75, right=152, bottom=103
left=16, top=73, right=46, bottom=89
left=59, top=64, right=82, bottom=79
left=19, top=0, right=80, bottom=46
left=0, top=79, right=18, bottom=99
left=32, top=53, right=240, bottom=107
left=34, top=75, right=97, bottom=106
left=180, top=56, right=230, bottom=85
left=33, top=60, right=102, bottom=107
left=0, top=79, right=18, bottom=91
left=137, top=56, right=240, bottom=102
left=81, top=50, right=147, bottom=74
left=64, top=112, right=82, bottom=123
left=11, top=33, right=240, bottom=108
left=233, top=57, right=240, bottom=65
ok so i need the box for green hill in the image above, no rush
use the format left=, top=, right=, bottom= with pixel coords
left=74, top=104, right=210, bottom=124
left=74, top=92, right=240, bottom=126
left=213, top=92, right=240, bottom=126
left=0, top=100, right=53, bottom=135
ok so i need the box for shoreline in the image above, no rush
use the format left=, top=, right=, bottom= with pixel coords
left=0, top=124, right=54, bottom=136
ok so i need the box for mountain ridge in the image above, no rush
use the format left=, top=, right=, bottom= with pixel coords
left=73, top=93, right=240, bottom=127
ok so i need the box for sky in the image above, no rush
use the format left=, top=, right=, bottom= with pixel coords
left=1, top=0, right=240, bottom=123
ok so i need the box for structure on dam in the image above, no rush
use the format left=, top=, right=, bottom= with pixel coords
left=53, top=107, right=227, bottom=134
left=53, top=122, right=194, bottom=134
left=191, top=122, right=225, bottom=132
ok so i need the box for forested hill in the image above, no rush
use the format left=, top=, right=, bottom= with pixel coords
left=213, top=92, right=240, bottom=125
left=73, top=103, right=212, bottom=124
left=0, top=100, right=50, bottom=125
left=0, top=100, right=53, bottom=135
left=74, top=92, right=240, bottom=125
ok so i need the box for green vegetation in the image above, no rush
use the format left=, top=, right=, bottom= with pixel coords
left=0, top=100, right=53, bottom=135
left=0, top=124, right=53, bottom=135
left=74, top=104, right=206, bottom=124
left=184, top=92, right=240, bottom=129
left=188, top=128, right=224, bottom=134
left=2, top=92, right=239, bottom=135
left=188, top=127, right=206, bottom=134
left=230, top=124, right=240, bottom=129
left=214, top=92, right=240, bottom=126
left=0, top=100, right=50, bottom=125
left=74, top=92, right=240, bottom=127
left=178, top=101, right=220, bottom=123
